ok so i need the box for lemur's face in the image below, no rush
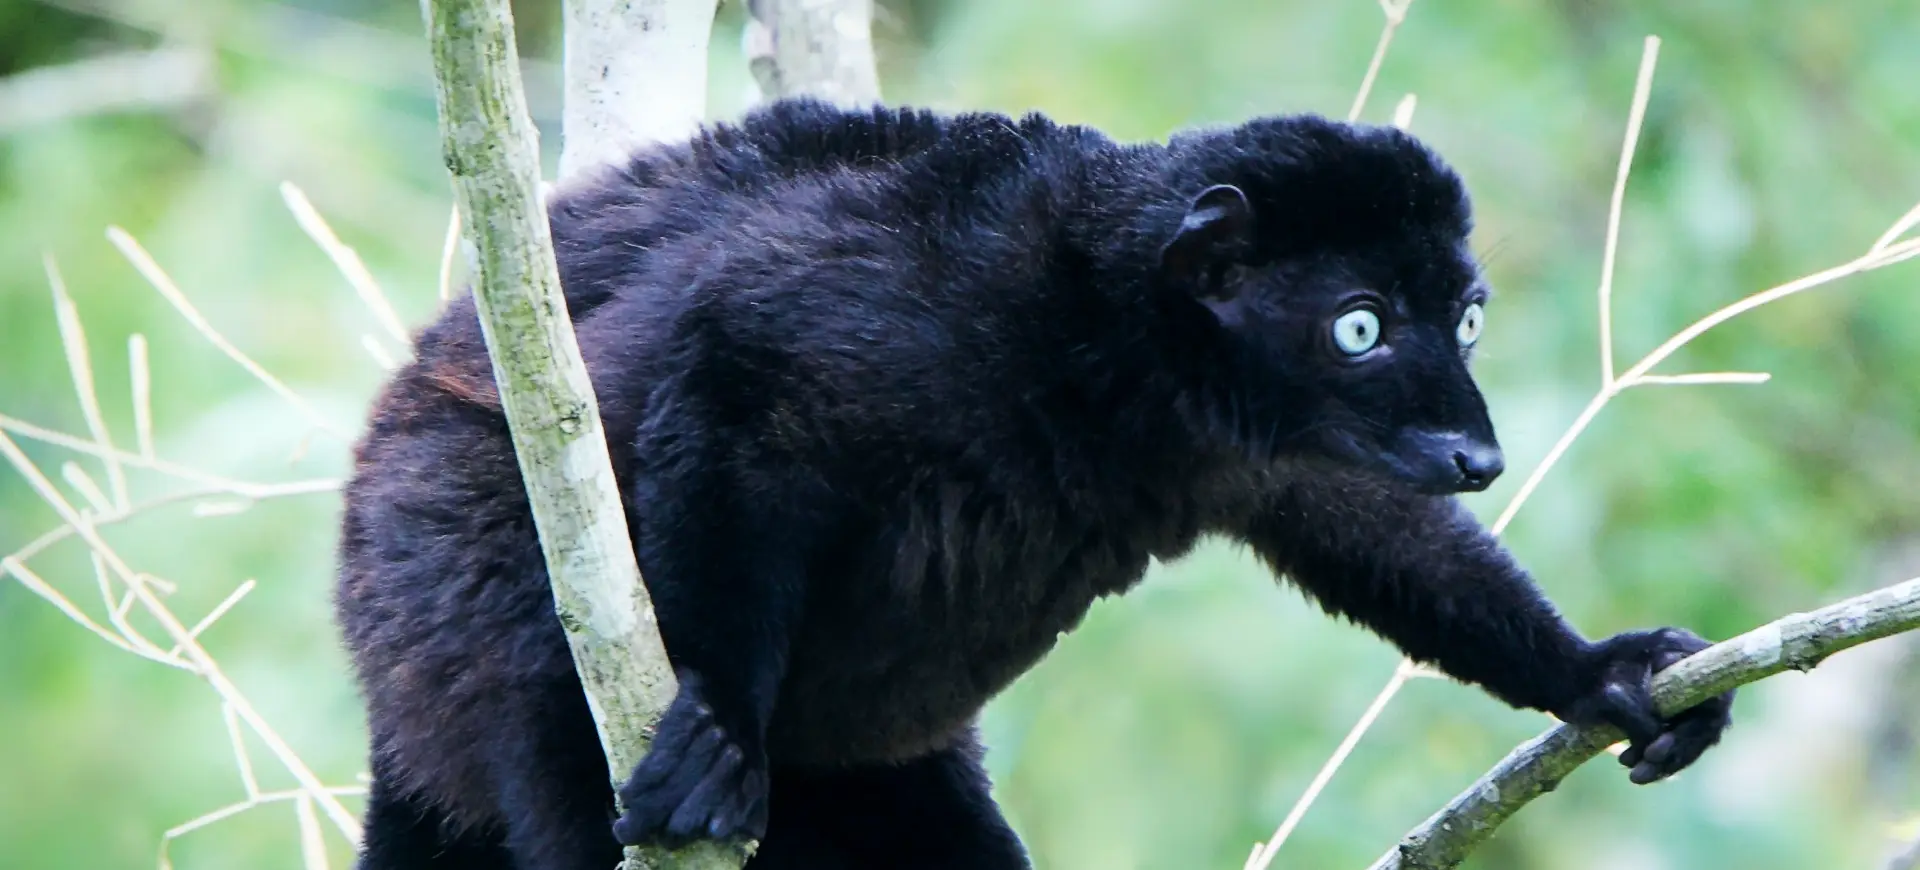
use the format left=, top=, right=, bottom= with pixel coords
left=1263, top=247, right=1501, bottom=495
left=1158, top=178, right=1503, bottom=496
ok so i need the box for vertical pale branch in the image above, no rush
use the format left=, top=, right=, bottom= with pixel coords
left=743, top=0, right=882, bottom=105
left=418, top=0, right=747, bottom=867
left=559, top=0, right=722, bottom=178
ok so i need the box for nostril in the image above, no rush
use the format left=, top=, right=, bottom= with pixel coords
left=1453, top=446, right=1504, bottom=485
left=1452, top=451, right=1483, bottom=483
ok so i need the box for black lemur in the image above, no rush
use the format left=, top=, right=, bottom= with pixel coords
left=334, top=97, right=1735, bottom=869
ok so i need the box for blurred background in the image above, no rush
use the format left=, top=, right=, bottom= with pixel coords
left=3, top=0, right=1918, bottom=867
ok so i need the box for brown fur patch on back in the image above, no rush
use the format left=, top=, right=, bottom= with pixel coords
left=422, top=357, right=503, bottom=409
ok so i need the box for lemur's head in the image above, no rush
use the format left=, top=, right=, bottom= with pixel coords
left=1160, top=115, right=1501, bottom=495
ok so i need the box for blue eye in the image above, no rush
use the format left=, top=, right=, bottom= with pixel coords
left=1332, top=309, right=1381, bottom=355
left=1457, top=303, right=1485, bottom=346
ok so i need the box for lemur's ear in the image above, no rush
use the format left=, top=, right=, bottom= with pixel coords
left=1157, top=184, right=1252, bottom=301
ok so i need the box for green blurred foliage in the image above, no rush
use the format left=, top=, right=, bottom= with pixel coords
left=2, top=0, right=1917, bottom=868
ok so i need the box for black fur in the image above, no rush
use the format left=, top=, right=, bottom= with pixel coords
left=334, top=97, right=1734, bottom=870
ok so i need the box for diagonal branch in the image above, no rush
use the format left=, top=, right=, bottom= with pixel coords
left=1369, top=576, right=1920, bottom=870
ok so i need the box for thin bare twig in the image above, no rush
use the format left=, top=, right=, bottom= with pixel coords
left=280, top=181, right=413, bottom=349
left=1245, top=659, right=1430, bottom=870
left=1347, top=0, right=1414, bottom=122
left=1599, top=37, right=1661, bottom=386
left=47, top=255, right=131, bottom=509
left=62, top=462, right=114, bottom=513
left=437, top=203, right=462, bottom=302
left=3, top=557, right=160, bottom=660
left=360, top=334, right=401, bottom=371
left=223, top=702, right=263, bottom=799
left=1632, top=372, right=1771, bottom=386
left=167, top=579, right=257, bottom=658
left=1615, top=235, right=1920, bottom=389
left=7, top=481, right=334, bottom=569
left=294, top=794, right=330, bottom=870
left=1870, top=200, right=1920, bottom=254
left=1390, top=94, right=1418, bottom=129
left=0, top=411, right=336, bottom=497
left=158, top=785, right=367, bottom=870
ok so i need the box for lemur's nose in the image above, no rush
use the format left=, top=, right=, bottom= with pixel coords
left=1451, top=442, right=1505, bottom=491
